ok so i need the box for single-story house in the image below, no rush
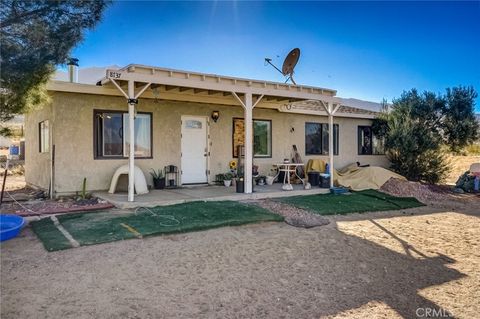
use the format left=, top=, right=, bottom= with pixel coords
left=25, top=63, right=388, bottom=201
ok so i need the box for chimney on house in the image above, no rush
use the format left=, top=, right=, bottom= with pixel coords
left=67, top=58, right=79, bottom=83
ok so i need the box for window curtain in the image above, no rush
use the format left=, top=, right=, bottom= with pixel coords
left=123, top=114, right=151, bottom=157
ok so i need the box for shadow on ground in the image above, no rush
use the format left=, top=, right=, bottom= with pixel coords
left=265, top=222, right=464, bottom=318
left=1, top=207, right=477, bottom=318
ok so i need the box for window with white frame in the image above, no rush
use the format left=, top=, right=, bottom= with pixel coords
left=305, top=122, right=339, bottom=155
left=232, top=118, right=272, bottom=158
left=358, top=126, right=385, bottom=155
left=253, top=120, right=272, bottom=157
left=94, top=110, right=152, bottom=159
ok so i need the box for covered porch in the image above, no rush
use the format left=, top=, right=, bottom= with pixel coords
left=96, top=64, right=341, bottom=202
left=94, top=184, right=330, bottom=209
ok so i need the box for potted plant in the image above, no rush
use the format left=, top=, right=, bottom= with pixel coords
left=252, top=165, right=259, bottom=177
left=236, top=175, right=244, bottom=193
left=150, top=168, right=165, bottom=189
left=235, top=175, right=256, bottom=193
left=215, top=173, right=225, bottom=185
left=228, top=160, right=238, bottom=186
left=223, top=172, right=233, bottom=187
left=266, top=166, right=278, bottom=185
left=256, top=175, right=266, bottom=186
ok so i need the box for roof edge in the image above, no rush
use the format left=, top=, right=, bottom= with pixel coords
left=105, top=63, right=337, bottom=96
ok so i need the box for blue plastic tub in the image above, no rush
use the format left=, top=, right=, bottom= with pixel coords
left=9, top=145, right=19, bottom=155
left=0, top=215, right=25, bottom=242
left=330, top=187, right=350, bottom=195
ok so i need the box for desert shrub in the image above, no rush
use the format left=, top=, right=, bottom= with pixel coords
left=374, top=87, right=479, bottom=183
left=378, top=107, right=449, bottom=184
left=462, top=143, right=480, bottom=156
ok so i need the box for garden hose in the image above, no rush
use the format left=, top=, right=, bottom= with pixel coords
left=134, top=206, right=180, bottom=227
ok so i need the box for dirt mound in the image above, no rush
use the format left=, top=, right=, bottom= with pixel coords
left=380, top=178, right=453, bottom=204
left=252, top=199, right=330, bottom=228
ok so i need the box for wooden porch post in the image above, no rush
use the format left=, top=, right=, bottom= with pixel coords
left=232, top=92, right=263, bottom=194
left=328, top=106, right=334, bottom=188
left=127, top=80, right=136, bottom=202
left=321, top=101, right=341, bottom=189
left=244, top=93, right=253, bottom=193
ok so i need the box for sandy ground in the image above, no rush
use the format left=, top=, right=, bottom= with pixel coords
left=1, top=175, right=25, bottom=191
left=1, top=199, right=479, bottom=318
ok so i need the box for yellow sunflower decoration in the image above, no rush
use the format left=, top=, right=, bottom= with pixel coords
left=229, top=160, right=237, bottom=170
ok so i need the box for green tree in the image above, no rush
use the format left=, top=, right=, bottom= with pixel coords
left=441, top=86, right=479, bottom=153
left=0, top=0, right=110, bottom=134
left=373, top=89, right=449, bottom=183
left=374, top=87, right=479, bottom=183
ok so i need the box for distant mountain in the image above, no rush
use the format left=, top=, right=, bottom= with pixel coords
left=337, top=97, right=383, bottom=112
left=3, top=115, right=24, bottom=125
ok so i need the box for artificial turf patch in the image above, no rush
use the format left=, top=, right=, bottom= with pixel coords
left=30, top=201, right=284, bottom=251
left=31, top=218, right=73, bottom=251
left=278, top=189, right=424, bottom=215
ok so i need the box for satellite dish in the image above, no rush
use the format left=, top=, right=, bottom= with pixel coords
left=282, top=48, right=300, bottom=76
left=265, top=48, right=300, bottom=85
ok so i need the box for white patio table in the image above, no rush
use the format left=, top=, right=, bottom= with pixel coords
left=273, top=163, right=305, bottom=187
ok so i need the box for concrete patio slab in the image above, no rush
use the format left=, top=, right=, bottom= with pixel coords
left=94, top=184, right=330, bottom=209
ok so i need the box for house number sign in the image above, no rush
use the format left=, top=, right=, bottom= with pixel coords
left=108, top=71, right=122, bottom=79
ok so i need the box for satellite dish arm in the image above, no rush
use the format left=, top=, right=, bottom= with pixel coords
left=286, top=75, right=297, bottom=86
left=264, top=58, right=284, bottom=75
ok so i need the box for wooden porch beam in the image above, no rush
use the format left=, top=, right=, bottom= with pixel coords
left=194, top=88, right=208, bottom=94
left=164, top=85, right=177, bottom=91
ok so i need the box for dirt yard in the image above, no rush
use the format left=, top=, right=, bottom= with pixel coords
left=1, top=174, right=25, bottom=191
left=1, top=199, right=479, bottom=318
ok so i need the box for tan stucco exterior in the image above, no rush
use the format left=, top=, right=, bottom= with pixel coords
left=25, top=91, right=388, bottom=195
left=24, top=103, right=52, bottom=190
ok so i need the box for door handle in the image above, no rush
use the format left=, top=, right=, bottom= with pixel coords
left=204, top=153, right=207, bottom=157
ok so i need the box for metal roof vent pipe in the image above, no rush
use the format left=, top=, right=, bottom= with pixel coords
left=67, top=58, right=79, bottom=83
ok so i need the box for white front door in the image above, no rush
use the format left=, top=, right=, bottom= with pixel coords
left=181, top=116, right=208, bottom=184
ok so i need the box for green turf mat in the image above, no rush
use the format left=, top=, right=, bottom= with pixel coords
left=31, top=218, right=73, bottom=251
left=278, top=189, right=424, bottom=215
left=30, top=201, right=283, bottom=251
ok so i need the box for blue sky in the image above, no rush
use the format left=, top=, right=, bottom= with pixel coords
left=70, top=1, right=480, bottom=111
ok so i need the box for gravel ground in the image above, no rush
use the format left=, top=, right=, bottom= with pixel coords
left=249, top=199, right=330, bottom=228
left=1, top=199, right=479, bottom=319
left=379, top=178, right=478, bottom=206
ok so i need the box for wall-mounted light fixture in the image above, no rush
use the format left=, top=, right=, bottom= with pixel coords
left=211, top=110, right=220, bottom=123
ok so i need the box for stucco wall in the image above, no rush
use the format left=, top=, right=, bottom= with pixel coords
left=33, top=92, right=388, bottom=195
left=24, top=103, right=53, bottom=190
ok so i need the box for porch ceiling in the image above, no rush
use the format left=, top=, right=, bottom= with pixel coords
left=97, top=64, right=340, bottom=108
